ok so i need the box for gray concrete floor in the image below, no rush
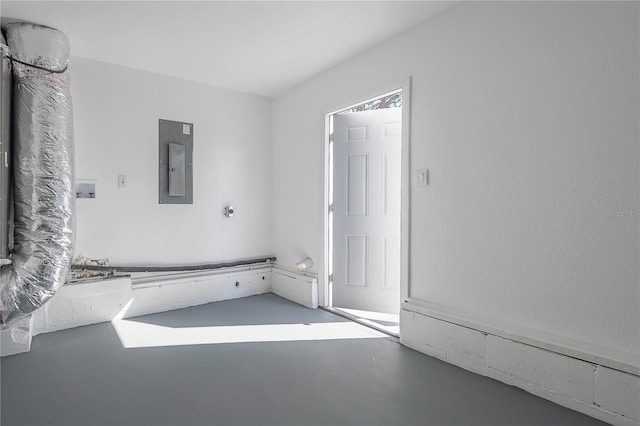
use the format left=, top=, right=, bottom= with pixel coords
left=1, top=294, right=607, bottom=426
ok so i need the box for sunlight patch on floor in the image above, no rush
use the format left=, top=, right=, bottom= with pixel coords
left=336, top=308, right=399, bottom=324
left=333, top=307, right=400, bottom=335
left=112, top=319, right=386, bottom=349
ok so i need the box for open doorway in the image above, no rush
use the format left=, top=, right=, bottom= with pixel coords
left=325, top=90, right=404, bottom=336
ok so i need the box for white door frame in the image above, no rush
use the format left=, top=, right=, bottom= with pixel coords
left=322, top=77, right=412, bottom=311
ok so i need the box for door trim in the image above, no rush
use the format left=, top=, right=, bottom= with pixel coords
left=322, top=77, right=412, bottom=312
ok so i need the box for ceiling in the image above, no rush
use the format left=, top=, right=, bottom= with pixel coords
left=1, top=1, right=455, bottom=97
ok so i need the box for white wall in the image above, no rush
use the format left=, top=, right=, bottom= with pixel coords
left=272, top=1, right=639, bottom=366
left=71, top=57, right=273, bottom=265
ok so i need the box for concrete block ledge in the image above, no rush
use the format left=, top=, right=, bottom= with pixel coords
left=400, top=307, right=640, bottom=426
left=2, top=264, right=319, bottom=356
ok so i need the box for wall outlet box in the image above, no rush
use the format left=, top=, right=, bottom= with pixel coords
left=75, top=179, right=97, bottom=199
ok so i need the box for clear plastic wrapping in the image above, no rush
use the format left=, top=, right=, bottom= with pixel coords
left=0, top=23, right=75, bottom=326
left=1, top=30, right=12, bottom=261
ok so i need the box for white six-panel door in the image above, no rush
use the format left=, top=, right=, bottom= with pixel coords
left=332, top=108, right=402, bottom=314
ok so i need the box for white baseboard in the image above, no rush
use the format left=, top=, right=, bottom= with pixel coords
left=400, top=307, right=640, bottom=426
left=124, top=268, right=271, bottom=318
left=403, top=297, right=637, bottom=375
left=270, top=265, right=318, bottom=309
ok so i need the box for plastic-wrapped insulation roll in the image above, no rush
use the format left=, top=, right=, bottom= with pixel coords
left=0, top=23, right=75, bottom=327
left=1, top=31, right=12, bottom=262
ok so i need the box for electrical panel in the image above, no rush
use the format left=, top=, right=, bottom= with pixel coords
left=158, top=119, right=193, bottom=204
